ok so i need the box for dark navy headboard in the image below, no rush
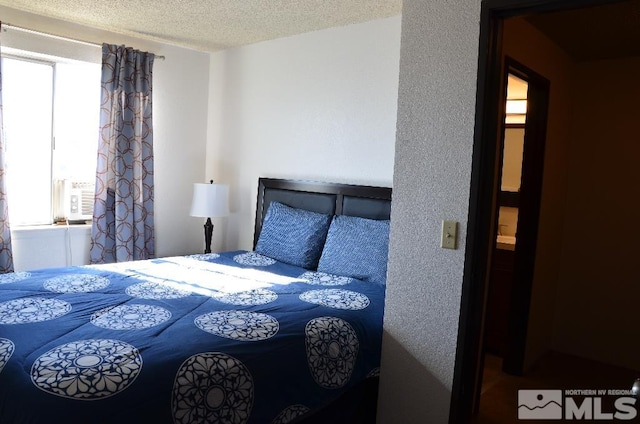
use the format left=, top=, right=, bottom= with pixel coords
left=253, top=178, right=392, bottom=248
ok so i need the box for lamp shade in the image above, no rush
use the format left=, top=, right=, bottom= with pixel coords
left=190, top=183, right=229, bottom=218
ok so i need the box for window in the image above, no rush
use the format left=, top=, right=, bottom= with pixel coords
left=2, top=54, right=100, bottom=225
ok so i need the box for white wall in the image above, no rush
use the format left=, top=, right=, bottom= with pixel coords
left=0, top=6, right=211, bottom=268
left=207, top=16, right=401, bottom=251
left=377, top=1, right=481, bottom=422
left=552, top=57, right=640, bottom=371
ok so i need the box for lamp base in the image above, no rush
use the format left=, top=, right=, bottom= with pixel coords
left=203, top=218, right=213, bottom=254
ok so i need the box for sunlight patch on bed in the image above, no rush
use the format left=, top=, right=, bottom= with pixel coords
left=118, top=257, right=304, bottom=296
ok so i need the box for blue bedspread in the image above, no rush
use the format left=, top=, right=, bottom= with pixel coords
left=0, top=251, right=385, bottom=424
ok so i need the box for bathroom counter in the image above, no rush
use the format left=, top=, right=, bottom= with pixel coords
left=496, top=235, right=516, bottom=251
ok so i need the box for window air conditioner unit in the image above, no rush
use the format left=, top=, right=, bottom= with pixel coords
left=66, top=181, right=95, bottom=223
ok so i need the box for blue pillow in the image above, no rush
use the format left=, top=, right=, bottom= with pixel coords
left=255, top=201, right=331, bottom=269
left=317, top=215, right=390, bottom=284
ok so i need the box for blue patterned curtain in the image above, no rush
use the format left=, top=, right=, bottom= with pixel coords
left=90, top=44, right=155, bottom=263
left=0, top=30, right=14, bottom=273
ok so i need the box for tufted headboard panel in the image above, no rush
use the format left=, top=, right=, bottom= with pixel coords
left=253, top=178, right=392, bottom=248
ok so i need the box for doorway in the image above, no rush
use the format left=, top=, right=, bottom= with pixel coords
left=499, top=58, right=549, bottom=376
left=451, top=1, right=640, bottom=423
left=483, top=68, right=533, bottom=363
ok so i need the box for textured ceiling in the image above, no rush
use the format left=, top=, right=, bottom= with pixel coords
left=0, top=0, right=402, bottom=52
left=5, top=1, right=636, bottom=59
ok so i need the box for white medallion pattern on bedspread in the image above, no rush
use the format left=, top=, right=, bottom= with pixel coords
left=213, top=288, right=278, bottom=306
left=299, top=289, right=370, bottom=310
left=272, top=404, right=311, bottom=424
left=0, top=250, right=384, bottom=423
left=0, top=338, right=14, bottom=373
left=194, top=310, right=280, bottom=341
left=44, top=274, right=111, bottom=293
left=0, top=271, right=31, bottom=284
left=233, top=252, right=277, bottom=266
left=298, top=271, right=353, bottom=286
left=90, top=304, right=172, bottom=330
left=305, top=316, right=359, bottom=389
left=172, top=351, right=254, bottom=424
left=30, top=339, right=143, bottom=400
left=125, top=281, right=193, bottom=299
left=0, top=297, right=72, bottom=324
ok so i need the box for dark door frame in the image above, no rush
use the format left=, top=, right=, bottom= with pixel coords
left=449, top=0, right=630, bottom=423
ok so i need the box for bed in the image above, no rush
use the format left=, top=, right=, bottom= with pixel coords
left=0, top=177, right=392, bottom=424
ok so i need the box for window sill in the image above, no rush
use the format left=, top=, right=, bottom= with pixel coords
left=11, top=223, right=91, bottom=236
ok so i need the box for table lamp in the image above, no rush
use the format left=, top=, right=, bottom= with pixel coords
left=190, top=180, right=229, bottom=253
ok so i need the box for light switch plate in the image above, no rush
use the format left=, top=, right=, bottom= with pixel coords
left=441, top=220, right=458, bottom=249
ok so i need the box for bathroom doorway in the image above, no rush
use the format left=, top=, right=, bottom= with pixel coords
left=483, top=73, right=526, bottom=359
left=484, top=58, right=550, bottom=376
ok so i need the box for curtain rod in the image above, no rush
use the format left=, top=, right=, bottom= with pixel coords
left=2, top=23, right=166, bottom=60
